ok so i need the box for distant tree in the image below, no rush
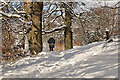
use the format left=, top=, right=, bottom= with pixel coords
left=63, top=2, right=73, bottom=50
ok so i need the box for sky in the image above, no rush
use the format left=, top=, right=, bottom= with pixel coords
left=80, top=0, right=119, bottom=8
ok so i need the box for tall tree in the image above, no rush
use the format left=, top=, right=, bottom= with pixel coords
left=27, top=2, right=43, bottom=54
left=43, top=2, right=84, bottom=50
left=118, top=3, right=120, bottom=35
left=64, top=2, right=73, bottom=50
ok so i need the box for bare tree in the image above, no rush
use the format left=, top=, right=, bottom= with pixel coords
left=27, top=2, right=43, bottom=55
left=63, top=2, right=73, bottom=49
left=43, top=2, right=86, bottom=50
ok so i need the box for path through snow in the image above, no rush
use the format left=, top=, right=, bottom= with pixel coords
left=0, top=40, right=119, bottom=78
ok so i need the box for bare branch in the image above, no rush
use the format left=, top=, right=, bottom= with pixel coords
left=102, top=6, right=120, bottom=9
left=0, top=11, right=21, bottom=18
left=42, top=25, right=67, bottom=35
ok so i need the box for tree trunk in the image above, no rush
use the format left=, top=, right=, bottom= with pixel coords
left=22, top=2, right=26, bottom=50
left=118, top=3, right=120, bottom=35
left=64, top=2, right=73, bottom=50
left=0, top=19, right=1, bottom=54
left=27, top=2, right=43, bottom=54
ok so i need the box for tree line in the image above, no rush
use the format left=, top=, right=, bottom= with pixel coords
left=0, top=1, right=120, bottom=61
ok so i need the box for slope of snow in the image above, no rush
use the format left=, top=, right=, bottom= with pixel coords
left=0, top=40, right=119, bottom=78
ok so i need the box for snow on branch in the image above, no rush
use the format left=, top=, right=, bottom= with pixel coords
left=44, top=5, right=62, bottom=18
left=11, top=7, right=26, bottom=14
left=45, top=15, right=62, bottom=27
left=60, top=2, right=86, bottom=20
left=0, top=1, right=32, bottom=26
left=42, top=25, right=67, bottom=35
left=115, top=1, right=120, bottom=6
left=0, top=11, right=21, bottom=18
left=102, top=6, right=120, bottom=9
left=44, top=9, right=62, bottom=18
left=18, top=18, right=32, bottom=25
left=1, top=0, right=26, bottom=14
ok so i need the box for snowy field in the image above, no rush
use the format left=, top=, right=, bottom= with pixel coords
left=0, top=38, right=119, bottom=78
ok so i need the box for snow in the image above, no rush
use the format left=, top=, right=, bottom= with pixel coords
left=42, top=25, right=66, bottom=34
left=0, top=39, right=119, bottom=78
left=0, top=11, right=21, bottom=18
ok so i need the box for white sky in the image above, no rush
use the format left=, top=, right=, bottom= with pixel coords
left=82, top=0, right=119, bottom=7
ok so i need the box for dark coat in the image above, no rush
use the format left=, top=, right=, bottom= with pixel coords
left=48, top=38, right=55, bottom=48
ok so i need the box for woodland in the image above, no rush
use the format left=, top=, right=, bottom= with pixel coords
left=0, top=1, right=120, bottom=61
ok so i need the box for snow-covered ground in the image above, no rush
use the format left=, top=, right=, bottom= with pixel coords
left=0, top=38, right=119, bottom=78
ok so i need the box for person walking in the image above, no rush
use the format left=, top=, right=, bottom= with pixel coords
left=48, top=37, right=55, bottom=51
